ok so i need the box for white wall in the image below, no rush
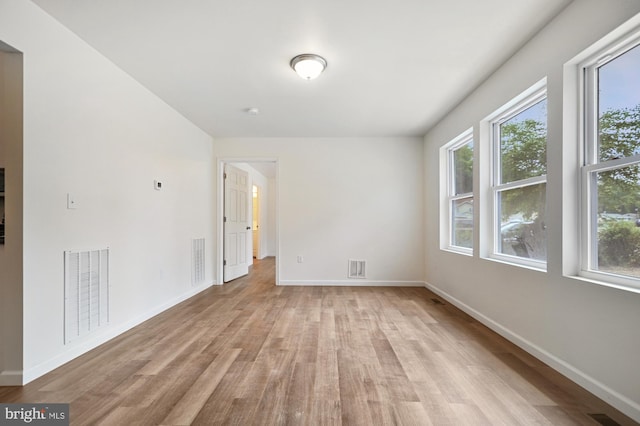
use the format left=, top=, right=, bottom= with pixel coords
left=0, top=0, right=215, bottom=383
left=215, top=137, right=425, bottom=286
left=423, top=0, right=640, bottom=421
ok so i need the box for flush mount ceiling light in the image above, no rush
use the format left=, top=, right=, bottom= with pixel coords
left=290, top=54, right=327, bottom=80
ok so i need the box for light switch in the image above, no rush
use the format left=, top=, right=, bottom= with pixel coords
left=67, top=193, right=77, bottom=209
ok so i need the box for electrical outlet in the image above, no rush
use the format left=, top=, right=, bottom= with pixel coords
left=297, top=255, right=304, bottom=263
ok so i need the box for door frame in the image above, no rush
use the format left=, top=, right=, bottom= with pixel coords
left=252, top=183, right=261, bottom=259
left=216, top=157, right=279, bottom=285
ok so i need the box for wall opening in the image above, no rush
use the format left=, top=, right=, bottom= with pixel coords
left=218, top=159, right=278, bottom=285
left=0, top=41, right=24, bottom=385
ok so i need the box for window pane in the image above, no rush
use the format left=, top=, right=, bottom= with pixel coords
left=452, top=197, right=473, bottom=249
left=598, top=45, right=640, bottom=162
left=594, top=165, right=640, bottom=278
left=499, top=99, right=547, bottom=184
left=498, top=183, right=546, bottom=261
left=453, top=141, right=473, bottom=195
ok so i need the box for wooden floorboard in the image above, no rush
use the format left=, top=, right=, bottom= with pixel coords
left=1, top=257, right=637, bottom=425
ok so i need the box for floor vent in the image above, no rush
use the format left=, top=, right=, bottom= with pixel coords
left=431, top=298, right=445, bottom=305
left=588, top=414, right=620, bottom=426
left=348, top=259, right=366, bottom=279
left=64, top=248, right=109, bottom=344
left=192, top=238, right=205, bottom=285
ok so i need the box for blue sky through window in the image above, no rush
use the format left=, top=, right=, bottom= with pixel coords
left=505, top=98, right=546, bottom=126
left=599, top=44, right=640, bottom=113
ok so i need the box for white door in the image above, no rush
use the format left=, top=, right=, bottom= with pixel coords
left=224, top=164, right=250, bottom=282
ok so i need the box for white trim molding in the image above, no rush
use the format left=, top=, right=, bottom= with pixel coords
left=279, top=280, right=426, bottom=287
left=0, top=370, right=23, bottom=386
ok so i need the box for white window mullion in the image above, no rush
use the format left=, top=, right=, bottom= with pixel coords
left=493, top=175, right=547, bottom=193
left=584, top=154, right=640, bottom=173
left=583, top=66, right=598, bottom=165
left=450, top=192, right=473, bottom=202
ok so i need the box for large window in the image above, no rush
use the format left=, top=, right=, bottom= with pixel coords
left=487, top=81, right=547, bottom=268
left=442, top=129, right=474, bottom=253
left=581, top=33, right=640, bottom=289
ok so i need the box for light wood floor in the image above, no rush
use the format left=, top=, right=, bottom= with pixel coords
left=0, top=257, right=636, bottom=425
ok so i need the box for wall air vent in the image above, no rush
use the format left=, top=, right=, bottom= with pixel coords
left=348, top=259, right=366, bottom=279
left=192, top=238, right=205, bottom=285
left=587, top=413, right=620, bottom=426
left=64, top=248, right=109, bottom=344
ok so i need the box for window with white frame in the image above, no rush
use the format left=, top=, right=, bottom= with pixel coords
left=488, top=81, right=547, bottom=267
left=580, top=31, right=640, bottom=290
left=442, top=129, right=474, bottom=253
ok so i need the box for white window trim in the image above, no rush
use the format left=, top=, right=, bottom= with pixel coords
left=576, top=27, right=640, bottom=293
left=440, top=128, right=473, bottom=255
left=482, top=78, right=548, bottom=270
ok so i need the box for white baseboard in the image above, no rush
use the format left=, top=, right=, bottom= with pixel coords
left=21, top=281, right=214, bottom=385
left=0, top=370, right=23, bottom=386
left=425, top=282, right=640, bottom=423
left=278, top=279, right=426, bottom=287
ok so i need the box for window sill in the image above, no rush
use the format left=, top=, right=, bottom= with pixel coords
left=441, top=247, right=473, bottom=257
left=567, top=273, right=640, bottom=295
left=483, top=255, right=547, bottom=273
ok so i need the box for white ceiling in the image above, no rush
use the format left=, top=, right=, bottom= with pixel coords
left=31, top=0, right=572, bottom=138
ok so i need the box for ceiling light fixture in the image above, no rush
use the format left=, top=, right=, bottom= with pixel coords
left=290, top=54, right=327, bottom=80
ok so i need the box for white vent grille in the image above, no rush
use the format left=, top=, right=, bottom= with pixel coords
left=64, top=248, right=109, bottom=344
left=192, top=238, right=205, bottom=285
left=348, top=259, right=366, bottom=279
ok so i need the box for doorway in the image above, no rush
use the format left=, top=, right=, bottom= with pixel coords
left=217, top=159, right=278, bottom=285
left=0, top=42, right=24, bottom=386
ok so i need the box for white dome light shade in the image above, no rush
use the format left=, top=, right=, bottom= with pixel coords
left=290, top=54, right=327, bottom=80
